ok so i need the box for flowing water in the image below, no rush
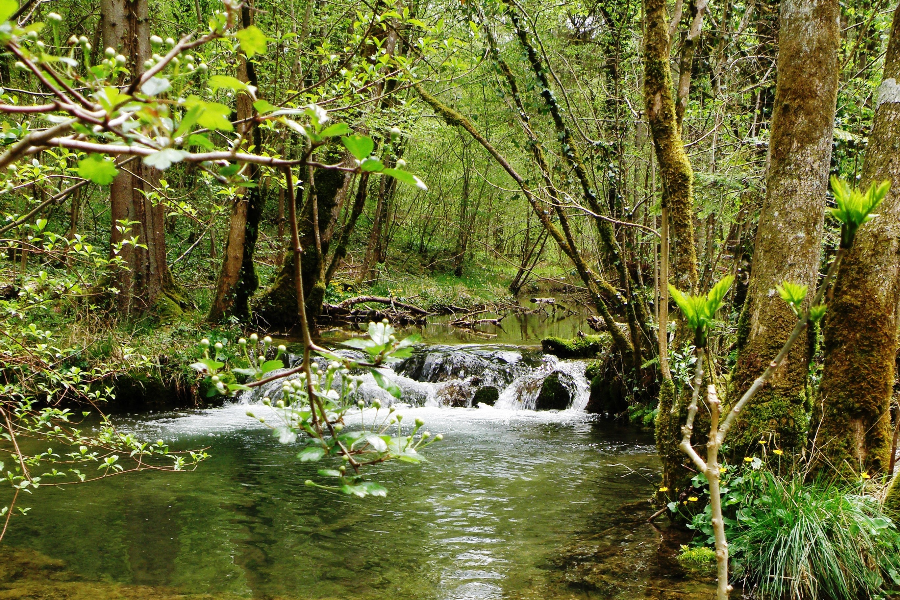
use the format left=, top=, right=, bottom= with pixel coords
left=0, top=341, right=715, bottom=600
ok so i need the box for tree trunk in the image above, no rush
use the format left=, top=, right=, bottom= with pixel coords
left=729, top=0, right=839, bottom=455
left=208, top=3, right=265, bottom=323
left=644, top=0, right=702, bottom=495
left=254, top=153, right=344, bottom=329
left=813, top=3, right=900, bottom=477
left=644, top=0, right=699, bottom=294
left=102, top=0, right=176, bottom=316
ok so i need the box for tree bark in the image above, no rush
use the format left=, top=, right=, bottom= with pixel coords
left=729, top=0, right=839, bottom=455
left=102, top=0, right=176, bottom=316
left=254, top=152, right=344, bottom=329
left=208, top=3, right=265, bottom=323
left=813, top=3, right=900, bottom=477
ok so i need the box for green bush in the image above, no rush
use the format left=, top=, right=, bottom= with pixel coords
left=687, top=462, right=900, bottom=600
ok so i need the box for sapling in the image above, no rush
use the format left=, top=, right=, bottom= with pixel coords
left=668, top=177, right=890, bottom=600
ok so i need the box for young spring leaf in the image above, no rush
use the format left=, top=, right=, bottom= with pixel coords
left=208, top=75, right=248, bottom=92
left=0, top=0, right=18, bottom=24
left=77, top=154, right=118, bottom=185
left=342, top=134, right=374, bottom=161
left=829, top=176, right=891, bottom=247
left=382, top=168, right=427, bottom=190
left=776, top=282, right=808, bottom=308
left=235, top=25, right=267, bottom=58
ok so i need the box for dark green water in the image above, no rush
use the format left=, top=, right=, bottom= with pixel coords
left=0, top=405, right=712, bottom=599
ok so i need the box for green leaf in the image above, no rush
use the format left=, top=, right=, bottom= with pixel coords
left=360, top=157, right=384, bottom=172
left=705, top=275, right=734, bottom=313
left=174, top=105, right=202, bottom=138
left=235, top=25, right=267, bottom=58
left=0, top=0, right=18, bottom=23
left=185, top=96, right=233, bottom=131
left=382, top=168, right=427, bottom=190
left=297, top=447, right=325, bottom=462
left=776, top=282, right=808, bottom=307
left=188, top=133, right=214, bottom=150
left=319, top=122, right=350, bottom=138
left=317, top=469, right=342, bottom=477
left=809, top=304, right=827, bottom=323
left=140, top=77, right=171, bottom=97
left=259, top=359, right=284, bottom=375
left=371, top=370, right=401, bottom=399
left=253, top=100, right=277, bottom=114
left=341, top=134, right=374, bottom=160
left=357, top=481, right=387, bottom=497
left=77, top=154, right=118, bottom=185
left=143, top=148, right=188, bottom=171
left=208, top=75, right=248, bottom=92
left=274, top=427, right=297, bottom=444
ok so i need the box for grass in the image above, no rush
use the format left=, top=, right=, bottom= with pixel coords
left=729, top=471, right=900, bottom=600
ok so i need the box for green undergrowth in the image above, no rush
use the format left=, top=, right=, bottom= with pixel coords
left=685, top=459, right=900, bottom=600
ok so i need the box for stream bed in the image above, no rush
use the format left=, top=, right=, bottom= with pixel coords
left=0, top=340, right=715, bottom=600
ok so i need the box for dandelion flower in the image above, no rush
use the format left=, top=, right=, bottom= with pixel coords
left=744, top=456, right=753, bottom=462
left=659, top=487, right=669, bottom=492
left=773, top=449, right=783, bottom=456
left=861, top=472, right=871, bottom=480
left=688, top=496, right=698, bottom=502
left=759, top=439, right=767, bottom=444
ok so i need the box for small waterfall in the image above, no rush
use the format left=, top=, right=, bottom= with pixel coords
left=237, top=344, right=592, bottom=412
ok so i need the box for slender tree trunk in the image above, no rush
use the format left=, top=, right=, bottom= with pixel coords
left=813, top=3, right=900, bottom=476
left=102, top=0, right=174, bottom=315
left=208, top=3, right=265, bottom=322
left=644, top=0, right=701, bottom=494
left=729, top=0, right=839, bottom=455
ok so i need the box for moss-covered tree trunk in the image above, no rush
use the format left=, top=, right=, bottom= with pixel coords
left=254, top=158, right=344, bottom=329
left=812, top=3, right=900, bottom=477
left=644, top=0, right=698, bottom=294
left=729, top=0, right=839, bottom=455
left=644, top=0, right=701, bottom=494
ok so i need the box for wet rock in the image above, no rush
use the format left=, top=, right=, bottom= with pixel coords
left=535, top=373, right=571, bottom=410
left=472, top=386, right=499, bottom=406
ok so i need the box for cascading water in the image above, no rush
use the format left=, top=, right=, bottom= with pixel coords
left=238, top=343, right=593, bottom=412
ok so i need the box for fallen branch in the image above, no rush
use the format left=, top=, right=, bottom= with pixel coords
left=335, top=295, right=428, bottom=315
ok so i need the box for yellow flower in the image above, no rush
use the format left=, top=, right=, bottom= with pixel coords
left=719, top=466, right=727, bottom=473
left=861, top=472, right=871, bottom=480
left=773, top=449, right=783, bottom=456
left=759, top=439, right=767, bottom=444
left=659, top=487, right=669, bottom=492
left=688, top=496, right=698, bottom=502
left=744, top=457, right=753, bottom=462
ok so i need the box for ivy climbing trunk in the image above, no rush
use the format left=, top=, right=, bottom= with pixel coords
left=101, top=0, right=177, bottom=316
left=813, top=3, right=900, bottom=477
left=729, top=0, right=839, bottom=455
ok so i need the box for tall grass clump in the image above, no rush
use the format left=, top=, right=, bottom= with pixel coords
left=728, top=470, right=900, bottom=600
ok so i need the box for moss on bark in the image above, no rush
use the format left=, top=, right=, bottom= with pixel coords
left=728, top=0, right=839, bottom=457
left=886, top=472, right=900, bottom=517
left=812, top=3, right=900, bottom=477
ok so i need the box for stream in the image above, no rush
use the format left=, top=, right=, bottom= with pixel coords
left=0, top=320, right=715, bottom=599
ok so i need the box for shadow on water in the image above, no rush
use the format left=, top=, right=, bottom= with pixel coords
left=0, top=406, right=714, bottom=600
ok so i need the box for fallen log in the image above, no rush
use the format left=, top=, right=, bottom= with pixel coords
left=335, top=295, right=429, bottom=315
